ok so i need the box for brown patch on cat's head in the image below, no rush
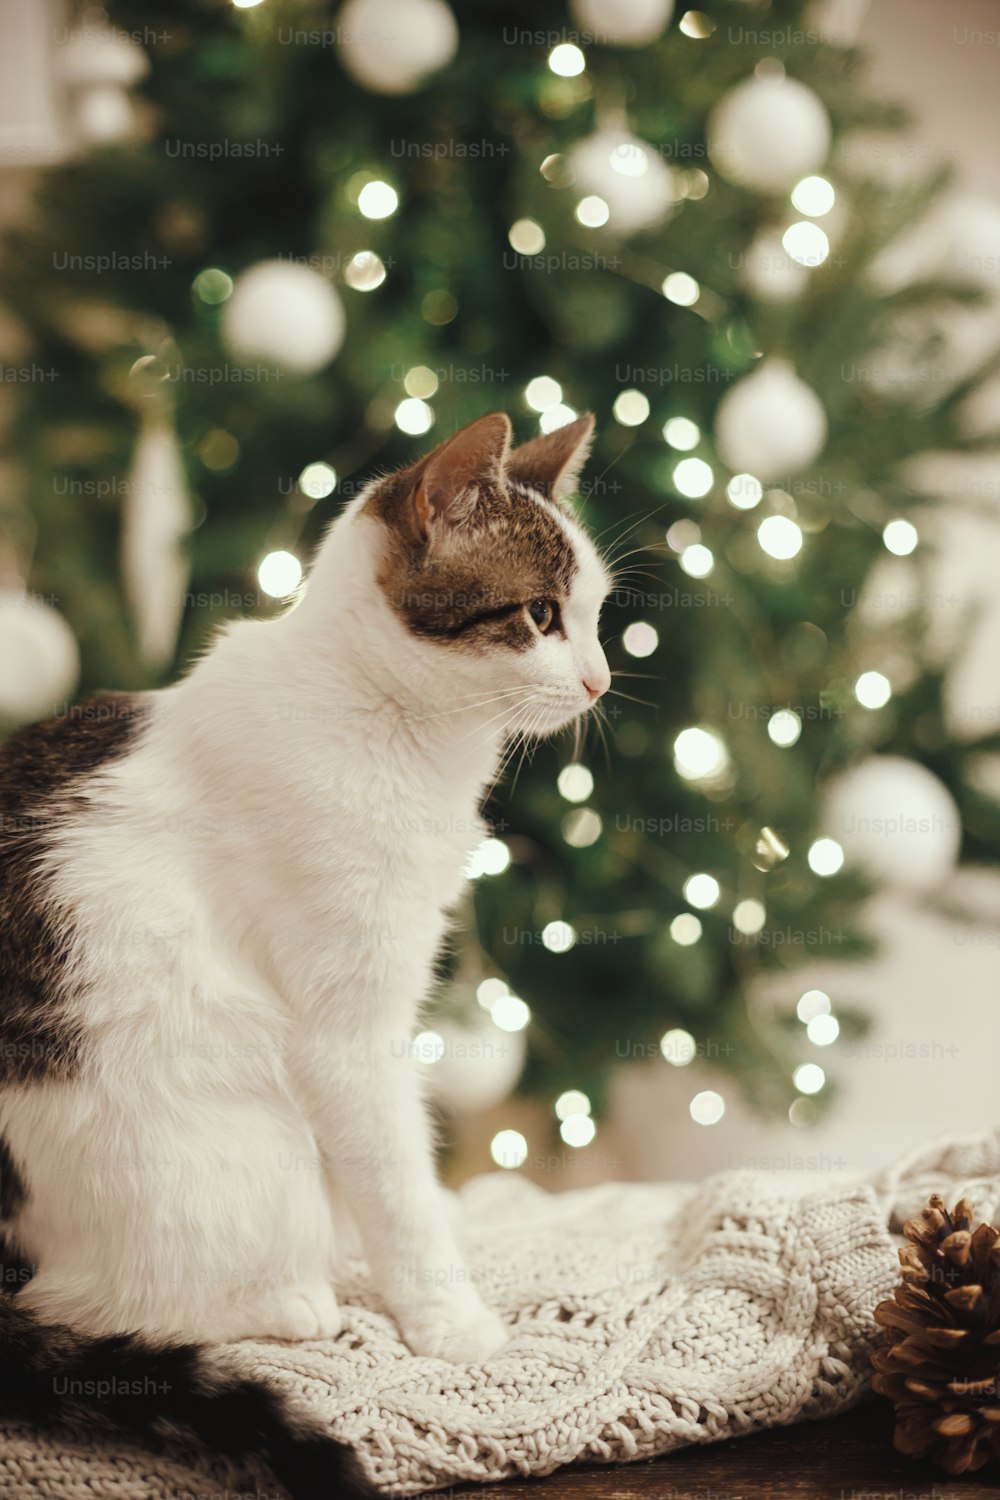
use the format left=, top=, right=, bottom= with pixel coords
left=363, top=413, right=594, bottom=654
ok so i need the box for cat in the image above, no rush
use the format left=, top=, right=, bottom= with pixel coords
left=0, top=411, right=611, bottom=1495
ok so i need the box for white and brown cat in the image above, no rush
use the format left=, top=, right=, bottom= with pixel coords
left=0, top=412, right=611, bottom=1495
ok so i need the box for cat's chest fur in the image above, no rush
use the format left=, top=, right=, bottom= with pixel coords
left=142, top=688, right=498, bottom=1021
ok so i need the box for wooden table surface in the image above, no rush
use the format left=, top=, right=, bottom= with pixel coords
left=423, top=1399, right=998, bottom=1499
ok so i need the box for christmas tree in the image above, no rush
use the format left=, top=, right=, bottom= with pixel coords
left=2, top=0, right=998, bottom=1152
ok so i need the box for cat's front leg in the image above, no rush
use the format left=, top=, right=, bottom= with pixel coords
left=296, top=1028, right=507, bottom=1364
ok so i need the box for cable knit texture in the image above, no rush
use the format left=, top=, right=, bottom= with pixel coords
left=2, top=1128, right=998, bottom=1498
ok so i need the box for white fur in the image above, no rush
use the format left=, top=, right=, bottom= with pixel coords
left=1, top=487, right=610, bottom=1357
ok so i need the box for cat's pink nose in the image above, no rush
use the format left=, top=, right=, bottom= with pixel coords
left=582, top=654, right=611, bottom=701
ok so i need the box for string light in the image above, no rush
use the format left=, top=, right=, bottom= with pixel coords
left=562, top=807, right=602, bottom=847
left=726, top=473, right=762, bottom=510
left=670, top=913, right=702, bottom=946
left=258, top=550, right=302, bottom=597
left=623, top=621, right=658, bottom=657
left=199, top=430, right=239, bottom=472
left=560, top=1113, right=596, bottom=1147
left=807, top=1013, right=839, bottom=1046
left=549, top=42, right=586, bottom=76
left=404, top=366, right=439, bottom=398
left=660, top=1028, right=696, bottom=1065
left=477, top=977, right=509, bottom=1010
left=679, top=10, right=716, bottom=37
left=679, top=543, right=714, bottom=578
left=193, top=268, right=233, bottom=304
left=540, top=403, right=577, bottom=433
left=854, top=670, right=891, bottom=709
left=422, top=289, right=457, bottom=324
left=613, top=389, right=649, bottom=426
left=731, top=898, right=766, bottom=934
left=575, top=195, right=610, bottom=227
left=673, top=457, right=714, bottom=498
left=752, top=827, right=789, bottom=871
left=689, top=1090, right=725, bottom=1125
left=883, top=518, right=918, bottom=555
left=683, top=873, right=720, bottom=909
left=466, top=837, right=511, bottom=878
left=539, top=153, right=569, bottom=184
left=790, top=175, right=835, bottom=217
left=298, top=462, right=337, bottom=499
left=782, top=221, right=830, bottom=267
left=524, top=375, right=562, bottom=412
left=490, top=1129, right=528, bottom=1169
left=508, top=218, right=545, bottom=254
left=542, top=920, right=577, bottom=952
left=609, top=141, right=650, bottom=179
left=793, top=1063, right=825, bottom=1095
left=663, top=416, right=700, bottom=450
left=666, top=519, right=700, bottom=551
left=767, top=709, right=802, bottom=747
left=682, top=169, right=710, bottom=200
left=357, top=181, right=398, bottom=219
left=796, top=989, right=831, bottom=1023
left=555, top=1089, right=591, bottom=1120
left=394, top=397, right=434, bottom=434
left=344, top=251, right=386, bottom=290
left=789, top=1097, right=817, bottom=1127
left=757, top=514, right=803, bottom=560
left=557, top=763, right=594, bottom=802
left=807, top=838, right=844, bottom=876
left=673, top=726, right=728, bottom=781
left=662, top=271, right=699, bottom=306
left=412, top=1030, right=445, bottom=1064
left=492, top=994, right=531, bottom=1032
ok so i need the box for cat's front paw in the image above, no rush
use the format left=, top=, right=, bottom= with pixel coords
left=248, top=1281, right=343, bottom=1342
left=401, top=1303, right=508, bottom=1364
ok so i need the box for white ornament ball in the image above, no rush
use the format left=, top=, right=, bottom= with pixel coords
left=569, top=0, right=674, bottom=46
left=0, top=592, right=80, bottom=725
left=708, top=76, right=831, bottom=193
left=715, top=359, right=827, bottom=480
left=337, top=0, right=458, bottom=95
left=422, top=1014, right=526, bottom=1116
left=569, top=129, right=675, bottom=234
left=739, top=231, right=809, bottom=302
left=822, top=756, right=961, bottom=895
left=223, top=260, right=345, bottom=376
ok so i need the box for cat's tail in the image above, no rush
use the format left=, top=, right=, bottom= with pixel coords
left=0, top=1293, right=374, bottom=1500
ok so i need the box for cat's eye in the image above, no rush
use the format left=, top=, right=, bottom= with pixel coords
left=527, top=598, right=559, bottom=635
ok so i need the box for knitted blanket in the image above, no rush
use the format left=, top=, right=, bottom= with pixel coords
left=4, top=1128, right=998, bottom=1499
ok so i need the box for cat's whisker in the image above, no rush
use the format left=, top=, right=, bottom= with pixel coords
left=508, top=707, right=548, bottom=794
left=588, top=704, right=613, bottom=773
left=413, top=685, right=536, bottom=722
left=606, top=687, right=658, bottom=709
left=607, top=547, right=671, bottom=579
left=591, top=502, right=670, bottom=551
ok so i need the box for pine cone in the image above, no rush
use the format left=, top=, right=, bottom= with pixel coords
left=871, top=1194, right=1000, bottom=1474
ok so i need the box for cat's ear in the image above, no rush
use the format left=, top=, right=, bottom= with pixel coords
left=414, top=412, right=512, bottom=536
left=506, top=413, right=595, bottom=502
